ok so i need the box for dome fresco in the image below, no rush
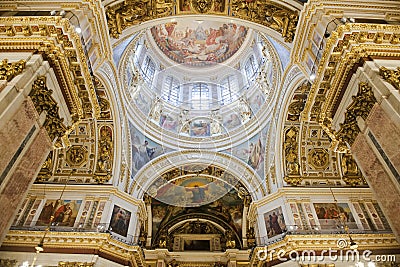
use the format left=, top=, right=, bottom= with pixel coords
left=150, top=21, right=248, bottom=66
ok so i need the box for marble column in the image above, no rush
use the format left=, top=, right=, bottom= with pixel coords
left=0, top=99, right=52, bottom=244
left=351, top=105, right=400, bottom=242
left=146, top=202, right=152, bottom=247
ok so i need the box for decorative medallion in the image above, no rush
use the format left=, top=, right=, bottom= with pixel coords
left=66, top=145, right=88, bottom=167
left=192, top=0, right=213, bottom=13
left=308, top=148, right=329, bottom=169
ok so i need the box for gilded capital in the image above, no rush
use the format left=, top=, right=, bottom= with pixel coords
left=0, top=59, right=26, bottom=82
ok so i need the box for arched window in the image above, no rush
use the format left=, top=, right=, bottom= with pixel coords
left=162, top=76, right=180, bottom=105
left=142, top=56, right=155, bottom=85
left=219, top=75, right=239, bottom=105
left=244, top=55, right=258, bottom=85
left=191, top=83, right=210, bottom=109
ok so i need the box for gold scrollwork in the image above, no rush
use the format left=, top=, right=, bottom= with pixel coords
left=192, top=0, right=213, bottom=13
left=0, top=59, right=26, bottom=82
left=106, top=0, right=175, bottom=39
left=231, top=1, right=298, bottom=42
left=320, top=82, right=377, bottom=152
left=308, top=148, right=329, bottom=169
left=336, top=82, right=377, bottom=146
left=29, top=76, right=67, bottom=147
left=105, top=0, right=297, bottom=42
left=379, top=66, right=400, bottom=91
left=283, top=127, right=301, bottom=185
left=341, top=153, right=365, bottom=186
left=36, top=151, right=53, bottom=182
left=95, top=125, right=113, bottom=183
left=66, top=145, right=88, bottom=167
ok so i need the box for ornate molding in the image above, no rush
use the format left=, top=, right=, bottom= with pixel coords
left=2, top=230, right=145, bottom=267
left=0, top=16, right=101, bottom=119
left=249, top=233, right=400, bottom=266
left=105, top=0, right=298, bottom=42
left=303, top=23, right=400, bottom=122
left=0, top=58, right=25, bottom=82
left=380, top=66, right=400, bottom=91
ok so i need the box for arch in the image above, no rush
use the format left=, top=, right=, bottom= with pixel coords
left=105, top=2, right=300, bottom=44
left=131, top=150, right=266, bottom=201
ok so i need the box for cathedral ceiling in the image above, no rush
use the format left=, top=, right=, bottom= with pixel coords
left=105, top=0, right=300, bottom=43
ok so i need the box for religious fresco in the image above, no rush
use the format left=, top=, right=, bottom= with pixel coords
left=134, top=91, right=151, bottom=115
left=129, top=122, right=173, bottom=177
left=150, top=21, right=248, bottom=66
left=159, top=113, right=179, bottom=132
left=222, top=125, right=268, bottom=179
left=109, top=205, right=131, bottom=237
left=36, top=199, right=82, bottom=227
left=149, top=172, right=236, bottom=207
left=313, top=203, right=357, bottom=229
left=248, top=89, right=266, bottom=115
left=264, top=207, right=286, bottom=238
left=222, top=113, right=242, bottom=130
left=151, top=188, right=244, bottom=246
left=190, top=119, right=211, bottom=137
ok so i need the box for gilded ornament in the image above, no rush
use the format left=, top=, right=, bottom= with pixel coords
left=192, top=0, right=213, bottom=13
left=0, top=59, right=26, bottom=82
left=105, top=0, right=297, bottom=41
left=379, top=66, right=400, bottom=91
left=106, top=0, right=175, bottom=38
left=283, top=127, right=300, bottom=179
left=336, top=82, right=377, bottom=146
left=66, top=145, right=88, bottom=167
left=95, top=125, right=113, bottom=182
left=231, top=1, right=298, bottom=42
left=29, top=76, right=67, bottom=146
left=308, top=148, right=329, bottom=169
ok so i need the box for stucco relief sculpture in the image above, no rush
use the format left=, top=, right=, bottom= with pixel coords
left=231, top=1, right=298, bottom=42
left=283, top=127, right=301, bottom=185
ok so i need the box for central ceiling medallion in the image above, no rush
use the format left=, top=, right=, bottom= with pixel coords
left=150, top=20, right=248, bottom=66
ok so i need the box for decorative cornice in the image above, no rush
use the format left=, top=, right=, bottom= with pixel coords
left=2, top=231, right=145, bottom=267
left=303, top=23, right=400, bottom=122
left=249, top=233, right=400, bottom=266
left=0, top=16, right=101, bottom=119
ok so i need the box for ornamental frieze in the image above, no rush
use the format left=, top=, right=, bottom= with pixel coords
left=105, top=0, right=298, bottom=42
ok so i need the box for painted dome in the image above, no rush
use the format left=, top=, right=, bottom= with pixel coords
left=150, top=21, right=248, bottom=67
